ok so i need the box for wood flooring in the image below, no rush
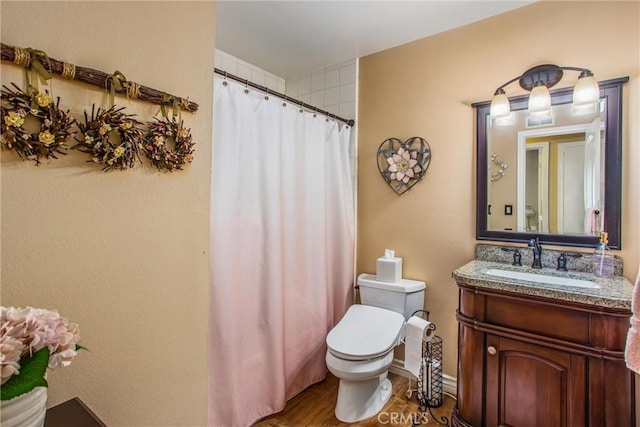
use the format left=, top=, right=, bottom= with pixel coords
left=253, top=373, right=456, bottom=426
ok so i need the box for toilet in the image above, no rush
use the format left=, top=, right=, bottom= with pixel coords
left=325, top=273, right=425, bottom=423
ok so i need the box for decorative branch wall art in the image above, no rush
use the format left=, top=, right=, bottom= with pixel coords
left=377, top=137, right=432, bottom=195
left=0, top=43, right=196, bottom=172
left=1, top=43, right=198, bottom=112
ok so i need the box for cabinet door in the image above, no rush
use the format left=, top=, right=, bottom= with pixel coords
left=485, top=335, right=586, bottom=427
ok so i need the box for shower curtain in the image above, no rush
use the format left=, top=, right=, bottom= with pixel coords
left=209, top=77, right=355, bottom=427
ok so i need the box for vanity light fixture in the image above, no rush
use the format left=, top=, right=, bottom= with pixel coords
left=490, top=64, right=600, bottom=122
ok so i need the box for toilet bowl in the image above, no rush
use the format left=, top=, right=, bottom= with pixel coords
left=326, top=304, right=405, bottom=423
left=325, top=274, right=426, bottom=423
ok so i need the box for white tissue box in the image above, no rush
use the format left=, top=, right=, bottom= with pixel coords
left=376, top=257, right=402, bottom=283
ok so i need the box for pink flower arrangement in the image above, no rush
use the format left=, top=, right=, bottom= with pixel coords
left=386, top=147, right=421, bottom=184
left=0, top=306, right=81, bottom=386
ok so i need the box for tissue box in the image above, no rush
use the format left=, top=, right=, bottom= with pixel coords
left=376, top=257, right=402, bottom=283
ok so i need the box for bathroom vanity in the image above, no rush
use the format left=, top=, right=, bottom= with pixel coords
left=452, top=247, right=635, bottom=426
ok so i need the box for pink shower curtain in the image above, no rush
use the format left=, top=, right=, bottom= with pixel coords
left=209, top=77, right=355, bottom=427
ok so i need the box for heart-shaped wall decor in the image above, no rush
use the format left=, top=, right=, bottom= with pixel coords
left=377, top=137, right=431, bottom=195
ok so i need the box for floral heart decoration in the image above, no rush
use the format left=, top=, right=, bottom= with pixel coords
left=377, top=137, right=431, bottom=195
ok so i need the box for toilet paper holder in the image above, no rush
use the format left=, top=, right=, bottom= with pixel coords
left=406, top=310, right=448, bottom=426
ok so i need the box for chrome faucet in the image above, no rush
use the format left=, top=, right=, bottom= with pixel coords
left=528, top=237, right=543, bottom=269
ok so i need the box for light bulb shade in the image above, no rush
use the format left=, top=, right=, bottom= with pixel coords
left=573, top=75, right=600, bottom=106
left=572, top=101, right=598, bottom=116
left=528, top=84, right=551, bottom=113
left=529, top=109, right=553, bottom=122
left=494, top=113, right=514, bottom=126
left=490, top=92, right=511, bottom=117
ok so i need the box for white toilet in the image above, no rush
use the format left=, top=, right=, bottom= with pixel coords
left=325, top=273, right=425, bottom=423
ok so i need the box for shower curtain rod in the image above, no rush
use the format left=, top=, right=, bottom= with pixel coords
left=214, top=68, right=355, bottom=127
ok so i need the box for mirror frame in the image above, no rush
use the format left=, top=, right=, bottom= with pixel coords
left=474, top=77, right=628, bottom=249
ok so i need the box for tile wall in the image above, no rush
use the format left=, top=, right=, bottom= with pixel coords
left=214, top=49, right=286, bottom=93
left=284, top=59, right=358, bottom=121
left=213, top=50, right=357, bottom=124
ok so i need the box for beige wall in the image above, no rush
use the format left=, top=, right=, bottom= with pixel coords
left=0, top=2, right=215, bottom=425
left=358, top=1, right=639, bottom=378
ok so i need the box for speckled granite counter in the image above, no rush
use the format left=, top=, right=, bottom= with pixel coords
left=453, top=259, right=633, bottom=310
left=474, top=243, right=624, bottom=275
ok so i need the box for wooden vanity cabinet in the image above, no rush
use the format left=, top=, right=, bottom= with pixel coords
left=453, top=283, right=635, bottom=427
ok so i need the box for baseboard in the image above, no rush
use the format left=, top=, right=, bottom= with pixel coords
left=389, top=358, right=457, bottom=397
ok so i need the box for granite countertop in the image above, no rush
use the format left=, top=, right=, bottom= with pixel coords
left=453, top=259, right=633, bottom=310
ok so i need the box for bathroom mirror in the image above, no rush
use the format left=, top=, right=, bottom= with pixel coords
left=474, top=77, right=628, bottom=249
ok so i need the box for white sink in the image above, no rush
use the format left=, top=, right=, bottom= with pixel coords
left=485, top=269, right=600, bottom=289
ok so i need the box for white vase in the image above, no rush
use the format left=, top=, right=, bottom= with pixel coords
left=0, top=386, right=47, bottom=427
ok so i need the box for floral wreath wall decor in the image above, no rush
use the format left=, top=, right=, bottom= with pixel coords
left=489, top=152, right=508, bottom=181
left=377, top=137, right=432, bottom=195
left=74, top=104, right=145, bottom=171
left=1, top=83, right=75, bottom=165
left=142, top=117, right=194, bottom=172
left=0, top=42, right=198, bottom=172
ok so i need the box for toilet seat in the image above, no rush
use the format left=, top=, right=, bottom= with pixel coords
left=326, top=305, right=405, bottom=361
left=326, top=349, right=394, bottom=381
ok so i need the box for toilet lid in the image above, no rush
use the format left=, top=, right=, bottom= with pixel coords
left=326, top=305, right=404, bottom=361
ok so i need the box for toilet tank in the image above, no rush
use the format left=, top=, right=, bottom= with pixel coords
left=356, top=273, right=425, bottom=320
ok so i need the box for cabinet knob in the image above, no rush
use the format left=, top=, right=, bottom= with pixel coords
left=487, top=346, right=497, bottom=355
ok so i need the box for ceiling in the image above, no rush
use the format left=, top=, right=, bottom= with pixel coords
left=216, top=1, right=534, bottom=79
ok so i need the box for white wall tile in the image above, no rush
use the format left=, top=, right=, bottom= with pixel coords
left=298, top=77, right=311, bottom=96
left=339, top=63, right=356, bottom=85
left=214, top=49, right=285, bottom=91
left=265, top=75, right=278, bottom=91
left=298, top=94, right=311, bottom=105
left=220, top=55, right=237, bottom=75
left=310, top=90, right=324, bottom=107
left=237, top=58, right=251, bottom=69
left=325, top=68, right=339, bottom=88
left=325, top=104, right=339, bottom=115
left=324, top=86, right=339, bottom=107
left=219, top=50, right=235, bottom=61
left=237, top=63, right=252, bottom=81
left=339, top=101, right=355, bottom=119
left=311, top=74, right=325, bottom=92
left=283, top=58, right=357, bottom=120
left=339, top=82, right=356, bottom=103
left=251, top=69, right=266, bottom=86
left=285, top=80, right=298, bottom=97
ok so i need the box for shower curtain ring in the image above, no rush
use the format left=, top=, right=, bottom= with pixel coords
left=264, top=88, right=269, bottom=100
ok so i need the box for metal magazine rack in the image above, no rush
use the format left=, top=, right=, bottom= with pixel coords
left=407, top=310, right=449, bottom=426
